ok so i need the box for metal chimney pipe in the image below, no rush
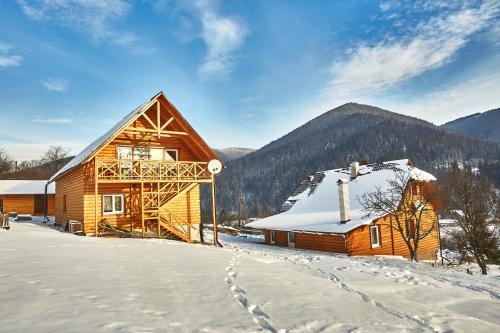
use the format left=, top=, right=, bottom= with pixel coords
left=337, top=178, right=351, bottom=223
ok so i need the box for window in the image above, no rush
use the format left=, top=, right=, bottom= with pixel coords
left=288, top=232, right=295, bottom=244
left=134, top=146, right=150, bottom=160
left=370, top=226, right=380, bottom=248
left=117, top=146, right=132, bottom=159
left=63, top=195, right=67, bottom=214
left=165, top=149, right=178, bottom=161
left=406, top=220, right=415, bottom=238
left=103, top=194, right=124, bottom=214
left=270, top=230, right=276, bottom=243
left=117, top=146, right=133, bottom=178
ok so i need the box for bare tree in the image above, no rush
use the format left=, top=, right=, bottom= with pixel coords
left=0, top=148, right=14, bottom=177
left=358, top=170, right=438, bottom=262
left=440, top=167, right=499, bottom=275
left=41, top=145, right=69, bottom=173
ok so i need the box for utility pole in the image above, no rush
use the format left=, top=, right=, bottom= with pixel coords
left=238, top=192, right=244, bottom=227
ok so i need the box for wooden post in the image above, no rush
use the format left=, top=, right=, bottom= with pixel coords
left=211, top=173, right=219, bottom=246
left=157, top=181, right=161, bottom=239
left=157, top=101, right=161, bottom=138
left=94, top=160, right=99, bottom=237
left=141, top=181, right=145, bottom=239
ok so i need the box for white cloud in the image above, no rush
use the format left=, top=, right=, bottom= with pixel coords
left=0, top=141, right=84, bottom=161
left=17, top=0, right=136, bottom=45
left=194, top=2, right=248, bottom=79
left=325, top=0, right=500, bottom=100
left=41, top=78, right=69, bottom=92
left=390, top=71, right=500, bottom=124
left=0, top=42, right=23, bottom=69
left=33, top=117, right=72, bottom=124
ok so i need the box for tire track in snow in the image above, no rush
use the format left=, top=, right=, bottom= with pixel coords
left=225, top=252, right=282, bottom=333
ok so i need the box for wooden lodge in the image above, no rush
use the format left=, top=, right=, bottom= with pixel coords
left=247, top=160, right=441, bottom=260
left=0, top=180, right=55, bottom=216
left=48, top=92, right=221, bottom=242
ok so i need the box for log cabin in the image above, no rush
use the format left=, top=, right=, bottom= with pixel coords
left=246, top=160, right=441, bottom=260
left=48, top=92, right=220, bottom=242
left=0, top=180, right=55, bottom=215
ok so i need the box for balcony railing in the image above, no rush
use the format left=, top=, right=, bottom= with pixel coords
left=96, top=159, right=212, bottom=182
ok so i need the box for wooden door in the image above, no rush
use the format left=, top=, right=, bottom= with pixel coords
left=34, top=195, right=45, bottom=215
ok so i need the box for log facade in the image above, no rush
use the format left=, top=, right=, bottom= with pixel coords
left=1, top=194, right=55, bottom=216
left=51, top=92, right=218, bottom=242
left=262, top=182, right=440, bottom=260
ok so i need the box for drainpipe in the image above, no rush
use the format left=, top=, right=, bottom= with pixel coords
left=43, top=182, right=49, bottom=223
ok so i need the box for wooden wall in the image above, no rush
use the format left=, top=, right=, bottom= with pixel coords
left=263, top=229, right=347, bottom=253
left=295, top=233, right=347, bottom=253
left=55, top=167, right=85, bottom=226
left=347, top=208, right=440, bottom=259
left=1, top=194, right=55, bottom=215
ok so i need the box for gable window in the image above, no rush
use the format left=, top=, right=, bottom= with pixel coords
left=165, top=149, right=178, bottom=161
left=134, top=146, right=150, bottom=160
left=103, top=194, right=124, bottom=215
left=270, top=230, right=276, bottom=244
left=117, top=146, right=132, bottom=159
left=370, top=226, right=380, bottom=248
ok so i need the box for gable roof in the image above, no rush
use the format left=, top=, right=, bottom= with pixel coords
left=246, top=159, right=436, bottom=234
left=49, top=92, right=217, bottom=182
left=0, top=180, right=55, bottom=195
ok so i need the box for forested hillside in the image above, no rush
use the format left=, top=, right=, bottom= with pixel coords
left=442, top=108, right=500, bottom=144
left=208, top=103, right=500, bottom=219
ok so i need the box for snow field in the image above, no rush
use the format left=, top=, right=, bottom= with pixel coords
left=0, top=221, right=499, bottom=333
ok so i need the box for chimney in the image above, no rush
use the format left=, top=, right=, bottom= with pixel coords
left=337, top=178, right=351, bottom=223
left=350, top=161, right=359, bottom=179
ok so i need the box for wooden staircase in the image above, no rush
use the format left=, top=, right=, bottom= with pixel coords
left=158, top=209, right=192, bottom=242
left=142, top=183, right=197, bottom=242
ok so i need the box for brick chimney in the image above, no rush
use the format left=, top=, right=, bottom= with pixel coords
left=337, top=178, right=350, bottom=223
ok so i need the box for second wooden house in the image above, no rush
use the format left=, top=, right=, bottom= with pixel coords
left=247, top=160, right=441, bottom=260
left=48, top=92, right=220, bottom=242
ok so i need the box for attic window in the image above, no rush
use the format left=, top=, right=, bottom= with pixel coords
left=370, top=226, right=380, bottom=248
left=165, top=149, right=178, bottom=161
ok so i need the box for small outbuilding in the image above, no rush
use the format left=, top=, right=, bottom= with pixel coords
left=246, top=160, right=441, bottom=260
left=0, top=180, right=55, bottom=215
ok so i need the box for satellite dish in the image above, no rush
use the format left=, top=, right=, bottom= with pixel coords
left=208, top=159, right=223, bottom=175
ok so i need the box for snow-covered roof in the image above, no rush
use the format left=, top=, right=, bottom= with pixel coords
left=49, top=93, right=161, bottom=182
left=0, top=180, right=55, bottom=195
left=246, top=159, right=436, bottom=234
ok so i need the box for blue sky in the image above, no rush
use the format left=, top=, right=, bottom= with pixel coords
left=0, top=0, right=499, bottom=160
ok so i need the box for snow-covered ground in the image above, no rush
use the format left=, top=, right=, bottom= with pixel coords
left=1, top=221, right=499, bottom=333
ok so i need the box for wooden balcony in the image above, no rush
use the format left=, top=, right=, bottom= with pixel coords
left=95, top=159, right=212, bottom=183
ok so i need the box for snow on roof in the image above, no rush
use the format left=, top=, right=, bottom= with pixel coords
left=49, top=93, right=160, bottom=182
left=0, top=180, right=55, bottom=195
left=246, top=159, right=436, bottom=234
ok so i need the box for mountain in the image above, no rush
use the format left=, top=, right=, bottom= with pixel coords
left=442, top=108, right=500, bottom=144
left=210, top=103, right=500, bottom=219
left=214, top=147, right=255, bottom=162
